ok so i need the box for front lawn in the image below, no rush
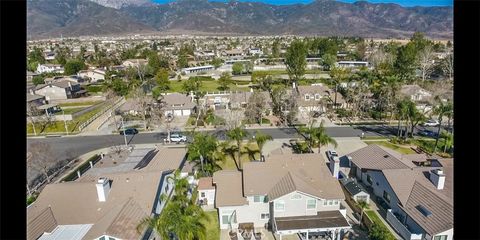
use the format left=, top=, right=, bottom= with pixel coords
left=364, top=141, right=416, bottom=154
left=203, top=211, right=220, bottom=240
left=57, top=100, right=102, bottom=107
left=167, top=80, right=248, bottom=93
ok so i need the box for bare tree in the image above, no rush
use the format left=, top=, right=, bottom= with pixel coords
left=225, top=109, right=244, bottom=130
left=28, top=142, right=57, bottom=183
left=244, top=92, right=267, bottom=125
left=132, top=88, right=154, bottom=130
left=418, top=45, right=435, bottom=82
left=442, top=52, right=453, bottom=81
left=105, top=89, right=119, bottom=129
left=27, top=102, right=41, bottom=136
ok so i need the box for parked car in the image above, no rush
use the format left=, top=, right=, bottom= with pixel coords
left=326, top=150, right=338, bottom=161
left=312, top=111, right=322, bottom=118
left=169, top=133, right=187, bottom=143
left=418, top=130, right=438, bottom=137
left=422, top=119, right=440, bottom=127
left=120, top=128, right=138, bottom=135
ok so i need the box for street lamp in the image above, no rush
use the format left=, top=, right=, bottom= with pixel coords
left=62, top=108, right=69, bottom=135
left=121, top=117, right=128, bottom=147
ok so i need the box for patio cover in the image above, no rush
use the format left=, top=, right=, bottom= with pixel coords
left=275, top=211, right=350, bottom=232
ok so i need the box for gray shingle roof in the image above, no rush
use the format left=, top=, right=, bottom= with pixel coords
left=349, top=144, right=415, bottom=170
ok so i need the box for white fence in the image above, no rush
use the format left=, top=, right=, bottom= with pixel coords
left=78, top=97, right=124, bottom=131
left=386, top=209, right=423, bottom=240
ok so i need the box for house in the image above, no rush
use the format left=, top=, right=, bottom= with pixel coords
left=27, top=147, right=187, bottom=240
left=249, top=48, right=263, bottom=56
left=212, top=153, right=351, bottom=239
left=44, top=51, right=56, bottom=61
left=34, top=80, right=84, bottom=101
left=197, top=177, right=216, bottom=208
left=400, top=85, right=433, bottom=102
left=348, top=145, right=453, bottom=240
left=27, top=71, right=39, bottom=90
left=296, top=85, right=346, bottom=114
left=36, top=64, right=64, bottom=74
left=162, top=93, right=196, bottom=117
left=222, top=49, right=244, bottom=58
left=181, top=65, right=214, bottom=74
left=78, top=69, right=106, bottom=83
left=122, top=59, right=148, bottom=68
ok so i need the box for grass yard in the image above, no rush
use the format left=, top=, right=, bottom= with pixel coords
left=218, top=142, right=261, bottom=170
left=54, top=107, right=86, bottom=115
left=27, top=101, right=108, bottom=135
left=364, top=141, right=416, bottom=154
left=365, top=210, right=396, bottom=239
left=203, top=211, right=220, bottom=240
left=167, top=80, right=248, bottom=93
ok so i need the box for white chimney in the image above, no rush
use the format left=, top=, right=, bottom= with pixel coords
left=29, top=89, right=35, bottom=95
left=68, top=81, right=72, bottom=89
left=347, top=156, right=352, bottom=167
left=330, top=156, right=340, bottom=179
left=429, top=169, right=445, bottom=190
left=96, top=178, right=111, bottom=202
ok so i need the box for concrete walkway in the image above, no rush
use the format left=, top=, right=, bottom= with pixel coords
left=79, top=98, right=125, bottom=135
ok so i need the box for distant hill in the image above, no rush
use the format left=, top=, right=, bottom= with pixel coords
left=27, top=0, right=453, bottom=39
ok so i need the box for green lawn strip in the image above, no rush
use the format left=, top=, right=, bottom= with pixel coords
left=54, top=107, right=86, bottom=115
left=203, top=211, right=220, bottom=240
left=364, top=141, right=416, bottom=154
left=365, top=210, right=396, bottom=239
left=167, top=80, right=248, bottom=93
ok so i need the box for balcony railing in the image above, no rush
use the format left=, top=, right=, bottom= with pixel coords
left=386, top=209, right=422, bottom=240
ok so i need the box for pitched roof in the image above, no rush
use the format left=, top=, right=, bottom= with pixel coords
left=162, top=93, right=195, bottom=109
left=349, top=144, right=416, bottom=170
left=213, top=170, right=248, bottom=207
left=341, top=179, right=368, bottom=196
left=27, top=171, right=163, bottom=240
left=400, top=182, right=453, bottom=235
left=198, top=177, right=215, bottom=190
left=400, top=84, right=432, bottom=96
left=243, top=153, right=344, bottom=200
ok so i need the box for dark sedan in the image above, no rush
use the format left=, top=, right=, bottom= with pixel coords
left=418, top=130, right=438, bottom=137
left=120, top=128, right=138, bottom=135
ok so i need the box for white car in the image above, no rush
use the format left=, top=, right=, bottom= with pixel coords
left=326, top=150, right=338, bottom=161
left=169, top=133, right=187, bottom=143
left=423, top=119, right=440, bottom=127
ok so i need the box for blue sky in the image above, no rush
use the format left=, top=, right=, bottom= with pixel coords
left=152, top=0, right=453, bottom=7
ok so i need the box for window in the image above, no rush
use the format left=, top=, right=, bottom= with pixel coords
left=315, top=94, right=321, bottom=100
left=99, top=237, right=106, bottom=240
left=307, top=199, right=317, bottom=209
left=222, top=215, right=230, bottom=225
left=323, top=200, right=328, bottom=206
left=366, top=175, right=373, bottom=184
left=383, top=191, right=391, bottom=203
left=291, top=194, right=302, bottom=200
left=109, top=238, right=116, bottom=240
left=434, top=235, right=448, bottom=240
left=328, top=200, right=333, bottom=206
left=253, top=195, right=264, bottom=203
left=305, top=95, right=310, bottom=101
left=333, top=200, right=339, bottom=205
left=201, top=192, right=205, bottom=198
left=275, top=201, right=285, bottom=211
left=260, top=213, right=270, bottom=220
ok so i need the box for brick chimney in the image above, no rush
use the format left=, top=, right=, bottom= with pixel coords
left=96, top=178, right=111, bottom=202
left=429, top=169, right=445, bottom=190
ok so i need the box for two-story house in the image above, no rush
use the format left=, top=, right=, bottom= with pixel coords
left=400, top=85, right=433, bottom=112
left=122, top=59, right=148, bottom=68
left=296, top=85, right=346, bottom=115
left=212, top=153, right=351, bottom=240
left=348, top=145, right=453, bottom=240
left=36, top=64, right=64, bottom=74
left=78, top=69, right=106, bottom=83
left=34, top=80, right=84, bottom=101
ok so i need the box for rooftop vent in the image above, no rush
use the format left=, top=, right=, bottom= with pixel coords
left=416, top=205, right=432, bottom=217
left=383, top=155, right=389, bottom=158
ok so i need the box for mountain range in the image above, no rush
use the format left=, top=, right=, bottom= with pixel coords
left=27, top=0, right=453, bottom=39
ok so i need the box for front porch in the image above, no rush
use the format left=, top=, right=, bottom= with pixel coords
left=273, top=211, right=351, bottom=240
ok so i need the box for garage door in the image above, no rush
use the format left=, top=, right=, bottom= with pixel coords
left=182, top=109, right=191, bottom=116
left=174, top=110, right=182, bottom=116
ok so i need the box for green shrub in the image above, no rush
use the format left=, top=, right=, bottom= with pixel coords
left=27, top=194, right=37, bottom=205
left=368, top=224, right=396, bottom=240
left=86, top=85, right=104, bottom=93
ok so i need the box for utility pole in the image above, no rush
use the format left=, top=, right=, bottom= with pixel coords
left=122, top=117, right=127, bottom=147
left=62, top=109, right=69, bottom=135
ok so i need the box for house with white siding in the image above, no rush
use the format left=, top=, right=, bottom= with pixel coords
left=34, top=80, right=84, bottom=101
left=211, top=153, right=351, bottom=240
left=36, top=64, right=64, bottom=74
left=348, top=145, right=453, bottom=240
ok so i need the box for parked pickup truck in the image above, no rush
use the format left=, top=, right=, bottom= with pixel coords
left=168, top=133, right=187, bottom=143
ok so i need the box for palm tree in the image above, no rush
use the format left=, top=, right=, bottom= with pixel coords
left=253, top=131, right=273, bottom=159
left=432, top=98, right=453, bottom=153
left=395, top=100, right=409, bottom=138
left=311, top=122, right=338, bottom=153
left=440, top=130, right=453, bottom=153
left=357, top=200, right=370, bottom=224
left=226, top=126, right=249, bottom=170
left=187, top=132, right=220, bottom=176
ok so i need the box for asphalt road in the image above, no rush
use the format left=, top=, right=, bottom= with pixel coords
left=27, top=125, right=448, bottom=163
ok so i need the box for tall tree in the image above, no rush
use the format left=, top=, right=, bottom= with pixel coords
left=155, top=68, right=171, bottom=91
left=394, top=43, right=417, bottom=82
left=418, top=45, right=435, bottom=81
left=187, top=132, right=222, bottom=175
left=432, top=98, right=453, bottom=153
left=329, top=66, right=351, bottom=109
left=64, top=59, right=86, bottom=75
left=28, top=142, right=57, bottom=183
left=320, top=53, right=337, bottom=71
left=285, top=40, right=307, bottom=89
left=244, top=92, right=266, bottom=125
left=226, top=126, right=249, bottom=170
left=232, top=62, right=244, bottom=75
left=441, top=53, right=453, bottom=81
left=217, top=72, right=232, bottom=91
